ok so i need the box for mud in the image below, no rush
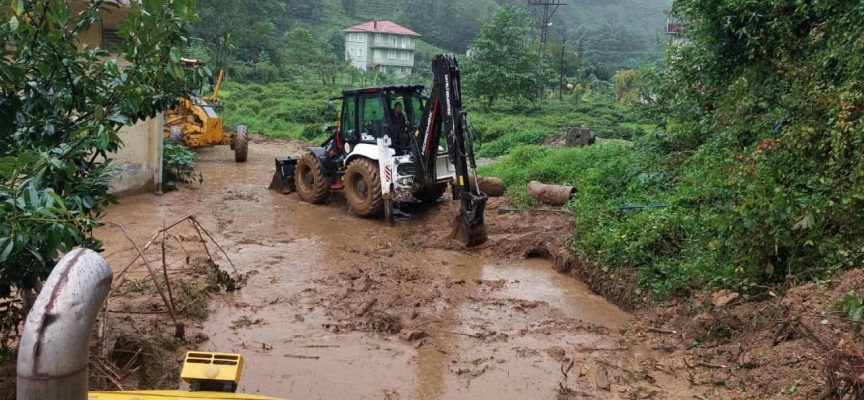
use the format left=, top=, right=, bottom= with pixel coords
left=81, top=136, right=713, bottom=399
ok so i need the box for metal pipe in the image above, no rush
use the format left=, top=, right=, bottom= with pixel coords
left=17, top=248, right=113, bottom=400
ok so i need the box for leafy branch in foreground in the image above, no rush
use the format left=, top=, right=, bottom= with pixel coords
left=0, top=0, right=205, bottom=299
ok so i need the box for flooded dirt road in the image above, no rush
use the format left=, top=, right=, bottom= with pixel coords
left=96, top=137, right=702, bottom=399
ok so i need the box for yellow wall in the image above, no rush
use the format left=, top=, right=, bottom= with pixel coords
left=71, top=0, right=162, bottom=196
left=109, top=115, right=163, bottom=197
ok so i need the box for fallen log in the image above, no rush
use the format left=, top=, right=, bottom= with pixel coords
left=527, top=181, right=575, bottom=206
left=468, top=175, right=505, bottom=197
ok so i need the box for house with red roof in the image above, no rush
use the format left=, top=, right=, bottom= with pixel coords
left=343, top=20, right=420, bottom=76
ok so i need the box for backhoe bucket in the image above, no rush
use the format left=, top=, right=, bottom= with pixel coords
left=269, top=157, right=298, bottom=194
left=450, top=192, right=488, bottom=247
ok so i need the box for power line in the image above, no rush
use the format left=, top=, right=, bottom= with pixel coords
left=528, top=0, right=566, bottom=51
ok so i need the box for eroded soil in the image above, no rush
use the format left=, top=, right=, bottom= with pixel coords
left=90, top=136, right=703, bottom=399
left=10, top=135, right=855, bottom=399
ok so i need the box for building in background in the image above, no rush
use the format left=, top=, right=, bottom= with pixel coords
left=663, top=8, right=685, bottom=46
left=344, top=20, right=420, bottom=76
left=71, top=0, right=163, bottom=197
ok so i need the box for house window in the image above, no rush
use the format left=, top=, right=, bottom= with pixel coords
left=401, top=37, right=409, bottom=47
left=101, top=28, right=123, bottom=52
left=375, top=34, right=382, bottom=43
left=358, top=48, right=363, bottom=57
left=357, top=33, right=364, bottom=42
left=401, top=51, right=409, bottom=60
left=374, top=50, right=381, bottom=59
left=349, top=48, right=355, bottom=56
left=348, top=33, right=356, bottom=42
left=388, top=35, right=396, bottom=45
left=388, top=50, right=396, bottom=59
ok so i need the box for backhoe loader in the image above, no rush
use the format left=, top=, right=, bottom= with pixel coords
left=164, top=58, right=249, bottom=162
left=271, top=54, right=487, bottom=246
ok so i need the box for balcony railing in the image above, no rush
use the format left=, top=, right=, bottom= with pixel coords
left=369, top=42, right=416, bottom=50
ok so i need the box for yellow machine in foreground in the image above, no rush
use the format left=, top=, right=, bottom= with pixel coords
left=164, top=59, right=249, bottom=162
left=89, top=352, right=281, bottom=400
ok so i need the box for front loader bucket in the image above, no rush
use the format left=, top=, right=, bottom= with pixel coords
left=450, top=192, right=488, bottom=247
left=269, top=156, right=298, bottom=194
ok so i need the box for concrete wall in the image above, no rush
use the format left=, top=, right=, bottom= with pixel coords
left=109, top=116, right=163, bottom=197
left=71, top=1, right=163, bottom=197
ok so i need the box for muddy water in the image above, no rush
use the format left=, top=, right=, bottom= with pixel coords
left=100, top=140, right=633, bottom=399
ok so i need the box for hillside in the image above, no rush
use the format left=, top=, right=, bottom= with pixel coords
left=189, top=0, right=672, bottom=79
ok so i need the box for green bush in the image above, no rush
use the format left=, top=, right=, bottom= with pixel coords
left=162, top=141, right=202, bottom=191
left=301, top=124, right=326, bottom=142
left=476, top=130, right=549, bottom=158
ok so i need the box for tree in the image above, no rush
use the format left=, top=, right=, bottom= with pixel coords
left=572, top=23, right=656, bottom=80
left=342, top=0, right=357, bottom=17
left=191, top=0, right=284, bottom=65
left=462, top=6, right=551, bottom=107
left=612, top=70, right=639, bottom=101
left=0, top=0, right=204, bottom=327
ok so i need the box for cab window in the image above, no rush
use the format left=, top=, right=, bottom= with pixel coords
left=359, top=94, right=386, bottom=141
left=340, top=97, right=358, bottom=142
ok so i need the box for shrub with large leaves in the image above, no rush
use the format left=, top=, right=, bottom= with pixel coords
left=0, top=0, right=204, bottom=299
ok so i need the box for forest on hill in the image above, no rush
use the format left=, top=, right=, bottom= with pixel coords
left=189, top=0, right=672, bottom=82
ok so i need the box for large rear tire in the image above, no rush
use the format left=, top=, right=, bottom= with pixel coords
left=412, top=182, right=448, bottom=203
left=345, top=158, right=383, bottom=217
left=295, top=152, right=331, bottom=204
left=234, top=125, right=249, bottom=162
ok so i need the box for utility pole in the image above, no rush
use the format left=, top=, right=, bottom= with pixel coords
left=528, top=0, right=566, bottom=52
left=559, top=38, right=565, bottom=101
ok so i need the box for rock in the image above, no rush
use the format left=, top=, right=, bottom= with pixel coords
left=711, top=373, right=729, bottom=385
left=354, top=274, right=373, bottom=292
left=711, top=289, right=740, bottom=307
left=595, top=366, right=611, bottom=391
left=739, top=351, right=757, bottom=368
left=192, top=332, right=210, bottom=344
left=565, top=127, right=596, bottom=146
left=400, top=330, right=428, bottom=341
left=546, top=346, right=566, bottom=362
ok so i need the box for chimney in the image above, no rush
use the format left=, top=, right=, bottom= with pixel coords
left=374, top=19, right=378, bottom=29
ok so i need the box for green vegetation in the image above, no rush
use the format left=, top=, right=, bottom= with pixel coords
left=485, top=0, right=864, bottom=299
left=162, top=140, right=203, bottom=191
left=219, top=81, right=339, bottom=142
left=463, top=6, right=551, bottom=108
left=0, top=0, right=202, bottom=353
left=839, top=292, right=864, bottom=333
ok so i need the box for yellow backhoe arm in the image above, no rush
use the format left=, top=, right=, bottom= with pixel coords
left=210, top=69, right=225, bottom=102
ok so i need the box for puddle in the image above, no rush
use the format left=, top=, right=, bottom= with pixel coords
left=417, top=250, right=630, bottom=329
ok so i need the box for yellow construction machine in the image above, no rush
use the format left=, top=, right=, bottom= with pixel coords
left=164, top=58, right=249, bottom=162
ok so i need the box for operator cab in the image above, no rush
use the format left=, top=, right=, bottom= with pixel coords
left=336, top=85, right=425, bottom=153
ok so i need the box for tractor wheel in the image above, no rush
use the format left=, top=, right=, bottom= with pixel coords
left=295, top=152, right=331, bottom=204
left=168, top=125, right=183, bottom=144
left=412, top=182, right=448, bottom=203
left=234, top=125, right=249, bottom=162
left=344, top=158, right=383, bottom=217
